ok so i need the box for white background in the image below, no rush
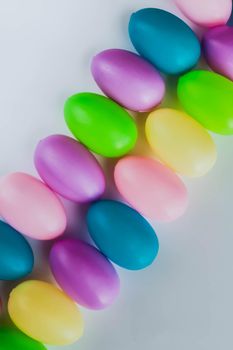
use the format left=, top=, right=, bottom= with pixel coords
left=0, top=0, right=233, bottom=349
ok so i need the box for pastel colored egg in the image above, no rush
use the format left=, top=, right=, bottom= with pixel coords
left=50, top=239, right=120, bottom=310
left=203, top=26, right=233, bottom=81
left=91, top=49, right=165, bottom=112
left=178, top=70, right=233, bottom=135
left=176, top=0, right=232, bottom=27
left=0, top=220, right=34, bottom=280
left=145, top=109, right=217, bottom=177
left=34, top=134, right=106, bottom=203
left=0, top=327, right=47, bottom=350
left=8, top=280, right=84, bottom=346
left=114, top=156, right=188, bottom=222
left=87, top=200, right=159, bottom=270
left=128, top=8, right=201, bottom=75
left=64, top=92, right=137, bottom=157
left=0, top=173, right=67, bottom=240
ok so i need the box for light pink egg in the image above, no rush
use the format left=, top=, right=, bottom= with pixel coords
left=176, top=0, right=232, bottom=27
left=114, top=157, right=188, bottom=222
left=0, top=173, right=67, bottom=240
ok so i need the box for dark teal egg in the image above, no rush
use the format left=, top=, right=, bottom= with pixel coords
left=87, top=200, right=159, bottom=270
left=0, top=221, right=34, bottom=280
left=129, top=8, right=201, bottom=75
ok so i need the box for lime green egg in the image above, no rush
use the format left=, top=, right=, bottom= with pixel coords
left=64, top=93, right=138, bottom=157
left=0, top=327, right=46, bottom=350
left=178, top=70, right=233, bottom=135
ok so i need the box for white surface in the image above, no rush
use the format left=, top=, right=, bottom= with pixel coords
left=0, top=0, right=233, bottom=349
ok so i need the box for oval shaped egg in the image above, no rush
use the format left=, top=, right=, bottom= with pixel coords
left=0, top=173, right=67, bottom=240
left=0, top=327, right=47, bottom=350
left=8, top=280, right=84, bottom=346
left=64, top=92, right=137, bottom=157
left=178, top=70, right=233, bottom=135
left=203, top=26, right=233, bottom=81
left=228, top=5, right=233, bottom=25
left=114, top=157, right=188, bottom=222
left=176, top=0, right=232, bottom=27
left=91, top=49, right=165, bottom=112
left=50, top=239, right=120, bottom=310
left=0, top=221, right=34, bottom=280
left=145, top=109, right=217, bottom=177
left=128, top=8, right=201, bottom=75
left=34, top=135, right=106, bottom=203
left=87, top=200, right=159, bottom=270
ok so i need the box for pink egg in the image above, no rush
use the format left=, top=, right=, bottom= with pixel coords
left=0, top=173, right=67, bottom=240
left=175, top=0, right=232, bottom=27
left=114, top=157, right=188, bottom=222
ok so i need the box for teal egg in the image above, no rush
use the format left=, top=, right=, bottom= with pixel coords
left=87, top=200, right=159, bottom=270
left=129, top=8, right=201, bottom=75
left=0, top=220, right=34, bottom=280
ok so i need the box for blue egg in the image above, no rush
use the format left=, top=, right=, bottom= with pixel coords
left=87, top=200, right=159, bottom=270
left=129, top=8, right=201, bottom=75
left=0, top=221, right=34, bottom=280
left=228, top=4, right=233, bottom=26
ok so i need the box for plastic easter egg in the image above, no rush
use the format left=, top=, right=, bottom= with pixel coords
left=64, top=92, right=137, bottom=157
left=203, top=26, right=233, bottom=81
left=114, top=156, right=188, bottom=222
left=34, top=135, right=105, bottom=203
left=8, top=280, right=84, bottom=346
left=128, top=8, right=201, bottom=75
left=176, top=0, right=232, bottom=27
left=228, top=4, right=233, bottom=25
left=87, top=200, right=159, bottom=270
left=0, top=221, right=34, bottom=280
left=145, top=109, right=217, bottom=177
left=0, top=173, right=66, bottom=240
left=178, top=70, right=233, bottom=135
left=91, top=49, right=165, bottom=112
left=0, top=327, right=47, bottom=350
left=50, top=239, right=120, bottom=310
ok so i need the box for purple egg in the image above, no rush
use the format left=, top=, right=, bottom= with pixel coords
left=49, top=239, right=120, bottom=310
left=34, top=134, right=105, bottom=203
left=91, top=49, right=165, bottom=112
left=203, top=25, right=233, bottom=81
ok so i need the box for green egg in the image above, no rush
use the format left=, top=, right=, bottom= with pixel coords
left=0, top=327, right=46, bottom=350
left=64, top=93, right=137, bottom=157
left=178, top=70, right=233, bottom=135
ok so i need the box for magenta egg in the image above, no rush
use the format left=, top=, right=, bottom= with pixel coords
left=91, top=49, right=165, bottom=112
left=203, top=25, right=233, bottom=81
left=34, top=135, right=106, bottom=203
left=49, top=239, right=120, bottom=310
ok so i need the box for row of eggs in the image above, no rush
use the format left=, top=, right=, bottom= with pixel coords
left=0, top=201, right=159, bottom=345
left=1, top=8, right=233, bottom=242
left=0, top=196, right=159, bottom=275
left=1, top=3, right=233, bottom=348
left=0, top=120, right=215, bottom=246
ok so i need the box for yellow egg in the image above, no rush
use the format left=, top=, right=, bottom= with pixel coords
left=145, top=108, right=217, bottom=177
left=8, top=280, right=84, bottom=346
